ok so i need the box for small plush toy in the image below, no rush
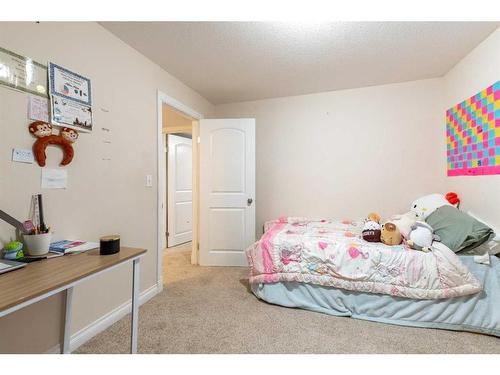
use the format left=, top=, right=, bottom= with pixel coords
left=390, top=211, right=417, bottom=239
left=380, top=222, right=402, bottom=246
left=29, top=121, right=79, bottom=167
left=445, top=192, right=460, bottom=207
left=367, top=212, right=381, bottom=223
left=2, top=240, right=24, bottom=260
left=362, top=220, right=381, bottom=242
left=406, top=221, right=440, bottom=252
left=410, top=193, right=451, bottom=220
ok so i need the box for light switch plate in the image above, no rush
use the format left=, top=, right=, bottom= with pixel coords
left=146, top=174, right=153, bottom=187
left=12, top=148, right=34, bottom=163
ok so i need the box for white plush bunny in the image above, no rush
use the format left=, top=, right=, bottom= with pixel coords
left=410, top=194, right=451, bottom=220
left=391, top=211, right=417, bottom=239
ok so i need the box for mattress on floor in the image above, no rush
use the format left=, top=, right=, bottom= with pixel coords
left=251, top=255, right=500, bottom=337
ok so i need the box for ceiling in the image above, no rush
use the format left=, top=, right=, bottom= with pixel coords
left=100, top=22, right=499, bottom=105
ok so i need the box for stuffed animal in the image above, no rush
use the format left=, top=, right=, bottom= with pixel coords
left=406, top=221, right=440, bottom=252
left=362, top=220, right=381, bottom=242
left=390, top=211, right=417, bottom=239
left=367, top=212, right=381, bottom=223
left=445, top=192, right=460, bottom=207
left=410, top=194, right=451, bottom=220
left=362, top=212, right=382, bottom=242
left=2, top=240, right=24, bottom=260
left=380, top=222, right=402, bottom=246
left=29, top=121, right=79, bottom=167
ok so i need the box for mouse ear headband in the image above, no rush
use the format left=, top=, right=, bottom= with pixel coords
left=29, top=121, right=79, bottom=167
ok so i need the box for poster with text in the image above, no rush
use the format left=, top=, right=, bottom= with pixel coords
left=49, top=62, right=93, bottom=132
left=49, top=62, right=91, bottom=105
left=51, top=96, right=93, bottom=132
left=0, top=47, right=47, bottom=97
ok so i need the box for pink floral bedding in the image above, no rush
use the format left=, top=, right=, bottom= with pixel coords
left=247, top=217, right=482, bottom=299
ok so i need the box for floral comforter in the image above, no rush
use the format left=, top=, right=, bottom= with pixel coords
left=246, top=217, right=482, bottom=299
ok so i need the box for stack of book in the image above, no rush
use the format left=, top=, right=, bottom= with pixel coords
left=49, top=240, right=99, bottom=255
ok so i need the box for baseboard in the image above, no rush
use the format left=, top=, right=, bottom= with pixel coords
left=45, top=344, right=62, bottom=354
left=46, top=282, right=161, bottom=354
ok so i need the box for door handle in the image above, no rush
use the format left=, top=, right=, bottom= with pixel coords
left=247, top=198, right=253, bottom=206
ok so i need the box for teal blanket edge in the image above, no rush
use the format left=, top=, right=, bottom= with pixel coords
left=251, top=255, right=500, bottom=337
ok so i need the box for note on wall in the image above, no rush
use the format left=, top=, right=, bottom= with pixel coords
left=100, top=108, right=112, bottom=161
left=41, top=168, right=68, bottom=189
left=446, top=81, right=500, bottom=176
left=28, top=95, right=49, bottom=122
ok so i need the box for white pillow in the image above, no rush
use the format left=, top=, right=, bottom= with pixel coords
left=410, top=193, right=451, bottom=220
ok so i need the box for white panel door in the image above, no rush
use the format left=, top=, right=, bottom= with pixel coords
left=167, top=134, right=193, bottom=247
left=199, top=119, right=255, bottom=266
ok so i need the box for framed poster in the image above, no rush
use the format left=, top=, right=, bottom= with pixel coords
left=49, top=62, right=93, bottom=132
left=49, top=62, right=91, bottom=106
left=446, top=81, right=500, bottom=176
left=51, top=96, right=93, bottom=132
left=0, top=47, right=48, bottom=97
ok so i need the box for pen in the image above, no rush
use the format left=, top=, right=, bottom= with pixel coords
left=38, top=194, right=47, bottom=233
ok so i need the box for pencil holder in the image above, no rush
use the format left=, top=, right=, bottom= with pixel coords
left=23, top=232, right=52, bottom=256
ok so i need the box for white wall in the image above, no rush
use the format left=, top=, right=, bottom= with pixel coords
left=215, top=79, right=446, bottom=235
left=443, top=28, right=500, bottom=231
left=0, top=22, right=214, bottom=353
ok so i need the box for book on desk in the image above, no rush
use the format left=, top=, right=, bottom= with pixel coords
left=49, top=240, right=99, bottom=255
left=15, top=240, right=100, bottom=264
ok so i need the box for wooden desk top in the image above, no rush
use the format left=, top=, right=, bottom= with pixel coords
left=0, top=247, right=146, bottom=313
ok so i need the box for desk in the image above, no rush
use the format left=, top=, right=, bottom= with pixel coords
left=0, top=247, right=146, bottom=354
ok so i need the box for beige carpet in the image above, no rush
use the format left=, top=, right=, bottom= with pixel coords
left=76, top=244, right=500, bottom=353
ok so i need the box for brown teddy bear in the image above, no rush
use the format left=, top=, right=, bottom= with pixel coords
left=367, top=212, right=381, bottom=223
left=380, top=222, right=402, bottom=246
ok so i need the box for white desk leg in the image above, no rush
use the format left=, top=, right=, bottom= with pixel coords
left=131, top=258, right=140, bottom=354
left=62, top=287, right=73, bottom=354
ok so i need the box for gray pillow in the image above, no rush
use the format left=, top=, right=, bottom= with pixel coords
left=425, top=206, right=494, bottom=253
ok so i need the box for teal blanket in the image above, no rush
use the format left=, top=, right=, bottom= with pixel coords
left=252, top=255, right=500, bottom=337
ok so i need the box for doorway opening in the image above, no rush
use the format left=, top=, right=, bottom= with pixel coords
left=157, top=91, right=255, bottom=289
left=164, top=106, right=194, bottom=249
left=157, top=92, right=202, bottom=289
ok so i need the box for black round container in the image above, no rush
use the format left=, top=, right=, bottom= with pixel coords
left=100, top=235, right=120, bottom=255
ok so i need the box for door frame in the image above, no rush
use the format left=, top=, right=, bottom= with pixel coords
left=157, top=90, right=203, bottom=290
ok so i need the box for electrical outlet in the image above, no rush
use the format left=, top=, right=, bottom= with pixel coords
left=146, top=175, right=153, bottom=187
left=12, top=148, right=34, bottom=164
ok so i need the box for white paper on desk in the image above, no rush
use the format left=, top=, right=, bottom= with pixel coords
left=28, top=95, right=49, bottom=122
left=0, top=263, right=11, bottom=270
left=65, top=242, right=99, bottom=254
left=41, top=168, right=68, bottom=189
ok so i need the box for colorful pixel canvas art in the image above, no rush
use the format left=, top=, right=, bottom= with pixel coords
left=446, top=81, right=500, bottom=176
